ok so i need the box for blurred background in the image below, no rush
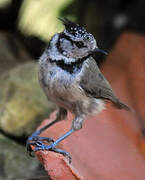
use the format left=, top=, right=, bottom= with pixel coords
left=0, top=0, right=145, bottom=179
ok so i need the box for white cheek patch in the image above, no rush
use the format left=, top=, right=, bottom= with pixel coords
left=60, top=39, right=72, bottom=51
left=48, top=34, right=76, bottom=64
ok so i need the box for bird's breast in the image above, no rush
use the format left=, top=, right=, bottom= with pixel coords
left=39, top=59, right=106, bottom=115
left=39, top=61, right=84, bottom=108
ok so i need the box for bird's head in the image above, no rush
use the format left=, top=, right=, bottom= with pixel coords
left=57, top=18, right=107, bottom=60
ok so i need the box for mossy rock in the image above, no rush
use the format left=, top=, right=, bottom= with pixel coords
left=0, top=133, right=48, bottom=180
left=0, top=62, right=55, bottom=136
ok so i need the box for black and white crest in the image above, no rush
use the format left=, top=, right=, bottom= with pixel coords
left=59, top=18, right=88, bottom=39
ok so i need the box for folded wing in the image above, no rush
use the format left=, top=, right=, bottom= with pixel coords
left=80, top=57, right=130, bottom=111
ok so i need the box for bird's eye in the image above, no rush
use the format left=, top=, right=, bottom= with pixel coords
left=75, top=41, right=84, bottom=48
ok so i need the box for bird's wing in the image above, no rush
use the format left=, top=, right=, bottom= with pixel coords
left=80, top=57, right=130, bottom=111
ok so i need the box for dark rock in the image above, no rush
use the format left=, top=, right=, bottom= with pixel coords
left=0, top=133, right=47, bottom=180
left=0, top=31, right=30, bottom=74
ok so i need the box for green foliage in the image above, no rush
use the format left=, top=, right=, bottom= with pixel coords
left=18, top=0, right=76, bottom=42
left=0, top=0, right=10, bottom=7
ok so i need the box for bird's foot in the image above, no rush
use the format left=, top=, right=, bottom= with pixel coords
left=26, top=136, right=72, bottom=163
left=26, top=135, right=54, bottom=157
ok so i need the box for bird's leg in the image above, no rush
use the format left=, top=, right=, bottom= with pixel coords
left=26, top=108, right=67, bottom=156
left=31, top=115, right=84, bottom=163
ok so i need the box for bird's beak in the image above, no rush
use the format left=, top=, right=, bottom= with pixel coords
left=92, top=48, right=108, bottom=55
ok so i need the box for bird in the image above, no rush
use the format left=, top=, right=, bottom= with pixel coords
left=27, top=18, right=130, bottom=163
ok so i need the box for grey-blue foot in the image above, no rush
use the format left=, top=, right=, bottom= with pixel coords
left=26, top=135, right=54, bottom=157
left=26, top=136, right=72, bottom=163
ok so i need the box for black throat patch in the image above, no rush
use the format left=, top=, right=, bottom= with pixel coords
left=49, top=55, right=90, bottom=74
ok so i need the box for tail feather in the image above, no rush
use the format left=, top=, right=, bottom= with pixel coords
left=113, top=100, right=131, bottom=111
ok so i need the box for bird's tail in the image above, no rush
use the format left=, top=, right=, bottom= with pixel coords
left=113, top=99, right=131, bottom=111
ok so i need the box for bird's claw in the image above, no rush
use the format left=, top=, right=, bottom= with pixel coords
left=51, top=147, right=72, bottom=163
left=26, top=136, right=72, bottom=163
left=26, top=135, right=54, bottom=157
left=34, top=143, right=72, bottom=163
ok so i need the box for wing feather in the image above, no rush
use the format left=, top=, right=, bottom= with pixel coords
left=80, top=57, right=130, bottom=111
